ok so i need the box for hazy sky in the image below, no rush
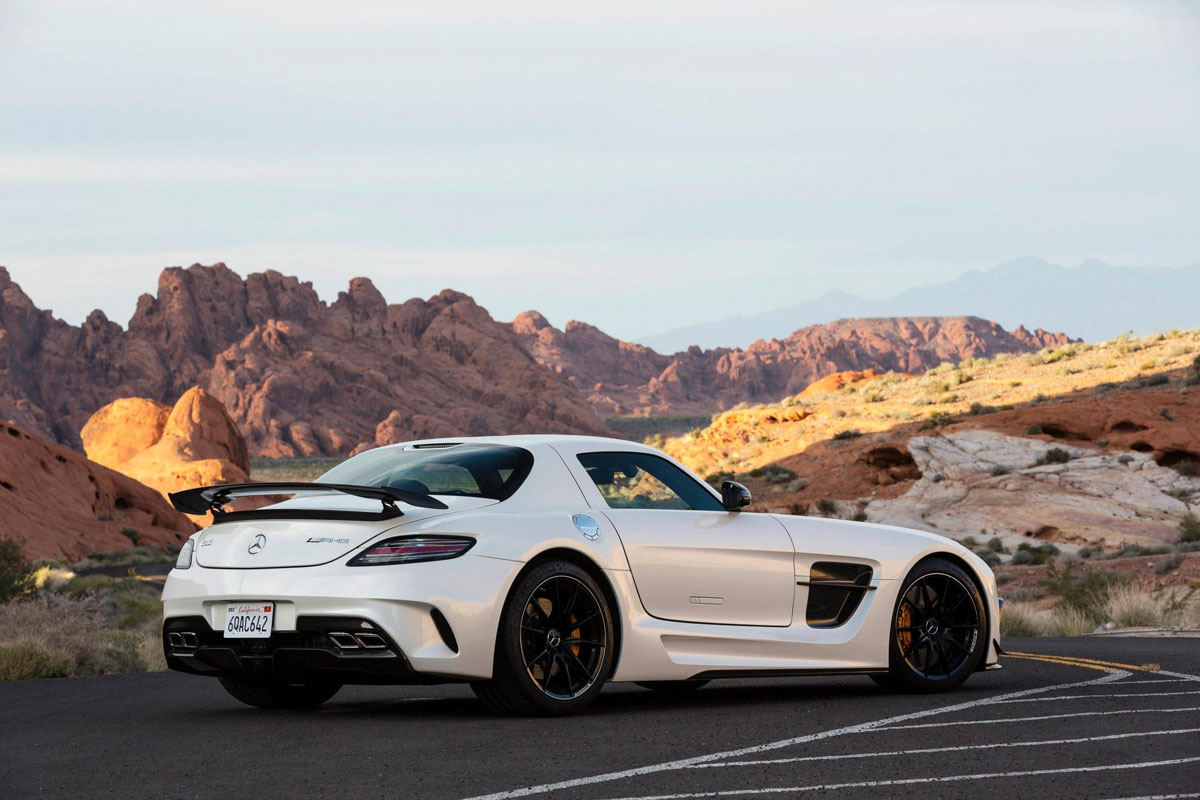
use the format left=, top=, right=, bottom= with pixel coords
left=2, top=0, right=1198, bottom=340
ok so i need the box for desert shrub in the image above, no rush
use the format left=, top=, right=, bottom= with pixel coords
left=1102, top=587, right=1163, bottom=628
left=1180, top=514, right=1200, bottom=543
left=864, top=391, right=884, bottom=403
left=851, top=511, right=868, bottom=522
left=974, top=549, right=1001, bottom=568
left=918, top=411, right=957, bottom=431
left=999, top=603, right=1047, bottom=637
left=704, top=471, right=734, bottom=489
left=832, top=429, right=861, bottom=441
left=987, top=537, right=1006, bottom=553
left=0, top=640, right=75, bottom=681
left=1153, top=553, right=1185, bottom=575
left=962, top=536, right=978, bottom=547
left=0, top=539, right=34, bottom=603
left=1010, top=549, right=1033, bottom=565
left=1139, top=373, right=1170, bottom=387
left=643, top=433, right=666, bottom=450
left=1170, top=460, right=1196, bottom=477
left=1038, top=563, right=1114, bottom=616
left=1034, top=448, right=1071, bottom=466
left=1193, top=353, right=1200, bottom=379
left=815, top=499, right=837, bottom=517
left=1077, top=546, right=1093, bottom=559
left=1117, top=453, right=1134, bottom=465
left=64, top=574, right=115, bottom=597
left=120, top=528, right=139, bottom=546
left=1047, top=605, right=1098, bottom=636
left=1026, top=425, right=1043, bottom=435
left=761, top=465, right=798, bottom=485
left=785, top=478, right=809, bottom=493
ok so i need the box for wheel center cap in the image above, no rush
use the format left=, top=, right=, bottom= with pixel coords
left=923, top=619, right=940, bottom=635
left=546, top=629, right=562, bottom=649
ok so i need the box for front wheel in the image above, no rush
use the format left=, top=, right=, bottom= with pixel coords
left=218, top=677, right=341, bottom=709
left=472, top=560, right=614, bottom=716
left=872, top=558, right=986, bottom=693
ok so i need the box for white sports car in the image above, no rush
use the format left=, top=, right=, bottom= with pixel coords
left=163, top=435, right=1001, bottom=715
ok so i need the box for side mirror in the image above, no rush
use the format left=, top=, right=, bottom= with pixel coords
left=720, top=480, right=752, bottom=511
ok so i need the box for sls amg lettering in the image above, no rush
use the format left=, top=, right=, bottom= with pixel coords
left=307, top=537, right=351, bottom=544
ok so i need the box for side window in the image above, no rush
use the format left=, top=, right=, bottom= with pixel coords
left=577, top=452, right=723, bottom=512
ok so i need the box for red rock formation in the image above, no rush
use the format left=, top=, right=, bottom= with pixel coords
left=82, top=388, right=251, bottom=524
left=0, top=265, right=610, bottom=457
left=0, top=421, right=195, bottom=560
left=511, top=315, right=1073, bottom=416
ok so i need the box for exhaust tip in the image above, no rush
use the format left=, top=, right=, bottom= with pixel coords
left=329, top=632, right=360, bottom=649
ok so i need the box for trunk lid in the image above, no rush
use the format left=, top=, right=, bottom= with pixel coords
left=194, top=494, right=493, bottom=568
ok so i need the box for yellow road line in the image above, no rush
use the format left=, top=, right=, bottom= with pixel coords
left=1007, top=651, right=1161, bottom=673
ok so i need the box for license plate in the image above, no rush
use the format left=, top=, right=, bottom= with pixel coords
left=224, top=603, right=274, bottom=638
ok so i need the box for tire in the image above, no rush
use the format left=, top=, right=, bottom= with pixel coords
left=218, top=676, right=342, bottom=709
left=471, top=560, right=615, bottom=716
left=873, top=558, right=987, bottom=693
left=635, top=680, right=710, bottom=694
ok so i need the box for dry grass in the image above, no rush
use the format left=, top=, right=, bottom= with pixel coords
left=1001, top=585, right=1200, bottom=637
left=0, top=589, right=165, bottom=681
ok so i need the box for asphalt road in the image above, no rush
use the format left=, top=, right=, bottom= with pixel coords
left=2, top=638, right=1197, bottom=800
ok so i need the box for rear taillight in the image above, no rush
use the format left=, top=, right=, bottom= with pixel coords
left=347, top=535, right=475, bottom=566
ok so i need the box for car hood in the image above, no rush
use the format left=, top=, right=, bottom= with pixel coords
left=194, top=494, right=494, bottom=568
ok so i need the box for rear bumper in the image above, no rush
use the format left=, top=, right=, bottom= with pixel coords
left=163, top=616, right=454, bottom=685
left=161, top=554, right=524, bottom=681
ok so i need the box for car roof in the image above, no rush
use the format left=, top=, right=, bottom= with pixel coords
left=385, top=433, right=657, bottom=451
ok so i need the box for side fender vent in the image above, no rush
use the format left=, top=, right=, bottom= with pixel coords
left=802, top=562, right=874, bottom=628
left=430, top=607, right=459, bottom=653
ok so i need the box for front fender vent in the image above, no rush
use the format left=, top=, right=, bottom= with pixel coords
left=801, top=562, right=874, bottom=628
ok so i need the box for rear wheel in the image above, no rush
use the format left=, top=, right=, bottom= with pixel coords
left=472, top=560, right=614, bottom=716
left=218, top=676, right=341, bottom=709
left=872, top=558, right=986, bottom=693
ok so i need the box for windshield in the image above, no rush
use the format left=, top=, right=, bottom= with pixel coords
left=318, top=444, right=534, bottom=501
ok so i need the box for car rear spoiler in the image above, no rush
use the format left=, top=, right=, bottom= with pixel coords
left=168, top=482, right=449, bottom=521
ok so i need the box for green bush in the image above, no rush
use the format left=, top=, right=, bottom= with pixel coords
left=1013, top=542, right=1059, bottom=566
left=1011, top=549, right=1034, bottom=565
left=1026, top=424, right=1043, bottom=435
left=1035, top=448, right=1071, bottom=466
left=1180, top=514, right=1200, bottom=543
left=851, top=511, right=868, bottom=522
left=1038, top=563, right=1115, bottom=616
left=64, top=574, right=115, bottom=597
left=974, top=549, right=1001, bottom=568
left=987, top=537, right=1006, bottom=553
left=0, top=539, right=34, bottom=603
left=832, top=429, right=861, bottom=441
left=815, top=499, right=837, bottom=517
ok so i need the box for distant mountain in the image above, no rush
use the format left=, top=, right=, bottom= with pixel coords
left=638, top=258, right=1200, bottom=353
left=511, top=313, right=1070, bottom=416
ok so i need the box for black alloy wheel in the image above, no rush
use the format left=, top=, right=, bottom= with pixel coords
left=873, top=558, right=986, bottom=692
left=518, top=574, right=608, bottom=700
left=472, top=560, right=614, bottom=716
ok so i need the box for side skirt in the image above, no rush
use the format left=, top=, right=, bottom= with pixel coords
left=687, top=667, right=888, bottom=680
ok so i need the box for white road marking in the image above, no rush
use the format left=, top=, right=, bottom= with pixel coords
left=875, top=706, right=1200, bottom=730
left=461, top=670, right=1128, bottom=800
left=597, top=757, right=1200, bottom=800
left=1103, top=678, right=1189, bottom=685
left=999, top=690, right=1200, bottom=703
left=1099, top=794, right=1200, bottom=800
left=686, top=727, right=1200, bottom=768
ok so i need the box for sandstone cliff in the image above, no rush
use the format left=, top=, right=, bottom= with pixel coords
left=511, top=314, right=1071, bottom=416
left=0, top=264, right=610, bottom=457
left=82, top=388, right=250, bottom=524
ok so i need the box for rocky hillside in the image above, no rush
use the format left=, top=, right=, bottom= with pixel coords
left=667, top=330, right=1200, bottom=551
left=0, top=264, right=609, bottom=457
left=512, top=313, right=1070, bottom=416
left=0, top=420, right=195, bottom=560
